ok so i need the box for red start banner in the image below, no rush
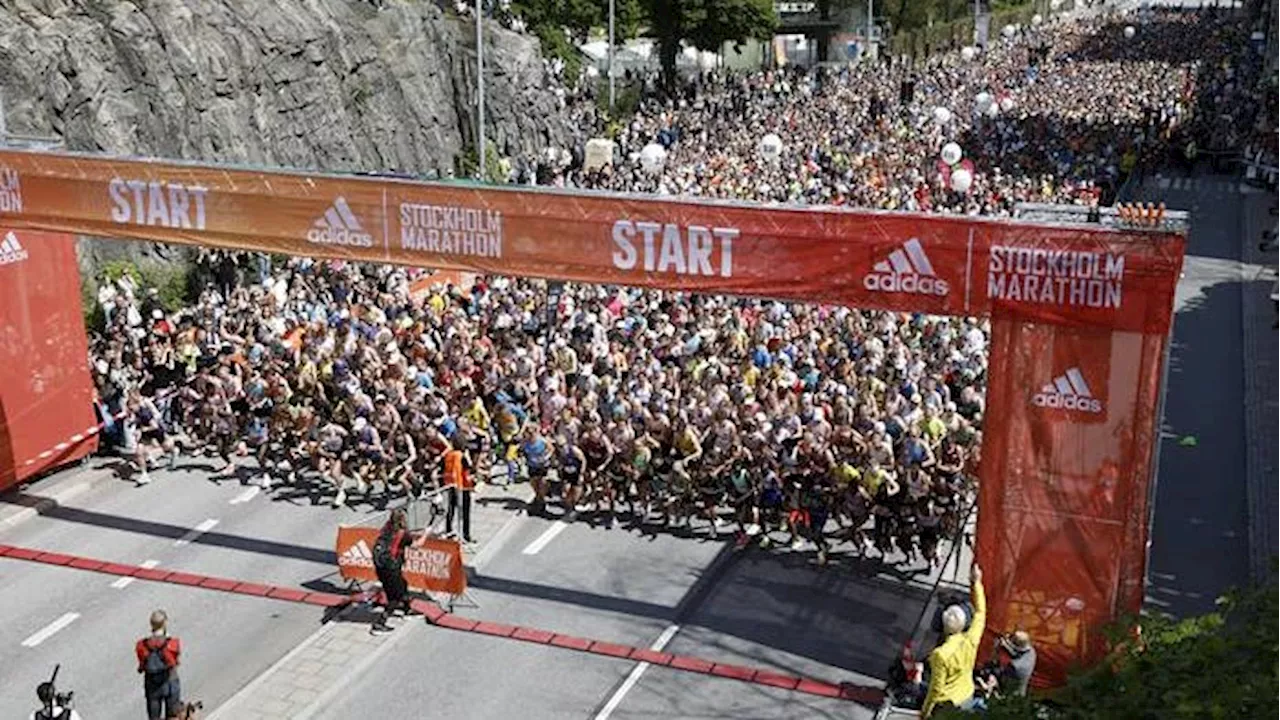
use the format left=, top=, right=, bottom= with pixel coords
left=0, top=149, right=1182, bottom=334
left=0, top=148, right=1186, bottom=687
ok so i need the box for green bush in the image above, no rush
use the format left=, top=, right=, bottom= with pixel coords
left=455, top=139, right=507, bottom=183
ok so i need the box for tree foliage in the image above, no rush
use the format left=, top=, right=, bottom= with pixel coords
left=641, top=0, right=777, bottom=91
left=938, top=581, right=1279, bottom=720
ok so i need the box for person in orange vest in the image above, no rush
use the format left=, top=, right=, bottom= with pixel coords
left=443, top=441, right=475, bottom=544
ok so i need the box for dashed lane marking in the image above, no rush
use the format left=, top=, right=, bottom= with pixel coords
left=21, top=612, right=80, bottom=647
left=175, top=519, right=219, bottom=546
left=111, top=559, right=160, bottom=589
left=521, top=521, right=567, bottom=555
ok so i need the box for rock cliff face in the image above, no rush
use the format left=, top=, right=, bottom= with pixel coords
left=0, top=0, right=569, bottom=275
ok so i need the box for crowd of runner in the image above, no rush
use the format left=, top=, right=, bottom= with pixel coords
left=87, top=6, right=1268, bottom=566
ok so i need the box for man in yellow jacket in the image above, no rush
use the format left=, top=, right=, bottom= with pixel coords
left=922, top=565, right=985, bottom=717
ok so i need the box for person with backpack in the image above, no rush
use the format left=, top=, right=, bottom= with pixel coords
left=371, top=508, right=415, bottom=633
left=134, top=610, right=182, bottom=720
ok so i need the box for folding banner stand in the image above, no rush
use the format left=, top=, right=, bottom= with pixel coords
left=0, top=148, right=1186, bottom=684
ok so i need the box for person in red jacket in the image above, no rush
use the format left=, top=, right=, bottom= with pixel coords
left=371, top=508, right=416, bottom=633
left=134, top=610, right=182, bottom=720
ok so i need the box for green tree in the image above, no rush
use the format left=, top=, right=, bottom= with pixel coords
left=641, top=0, right=777, bottom=93
left=510, top=0, right=644, bottom=78
left=938, top=581, right=1278, bottom=719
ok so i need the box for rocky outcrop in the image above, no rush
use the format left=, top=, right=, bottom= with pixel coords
left=0, top=0, right=570, bottom=276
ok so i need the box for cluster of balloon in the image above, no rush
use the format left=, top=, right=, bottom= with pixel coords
left=975, top=91, right=997, bottom=118
left=758, top=133, right=783, bottom=163
left=940, top=142, right=963, bottom=167
left=939, top=142, right=976, bottom=194
left=639, top=143, right=667, bottom=174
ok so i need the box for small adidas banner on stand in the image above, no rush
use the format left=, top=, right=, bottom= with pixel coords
left=335, top=525, right=466, bottom=596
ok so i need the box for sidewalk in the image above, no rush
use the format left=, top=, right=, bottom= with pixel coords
left=207, top=478, right=532, bottom=720
left=1239, top=191, right=1278, bottom=583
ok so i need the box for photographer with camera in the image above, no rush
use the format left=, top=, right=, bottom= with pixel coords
left=31, top=666, right=82, bottom=720
left=134, top=610, right=183, bottom=720
left=978, top=630, right=1037, bottom=700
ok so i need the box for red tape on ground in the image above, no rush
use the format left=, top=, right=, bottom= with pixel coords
left=0, top=543, right=882, bottom=704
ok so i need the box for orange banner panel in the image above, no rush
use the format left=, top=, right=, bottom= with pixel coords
left=0, top=229, right=98, bottom=490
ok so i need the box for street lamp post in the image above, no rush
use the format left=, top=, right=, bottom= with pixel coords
left=608, top=0, right=616, bottom=111
left=476, top=0, right=486, bottom=180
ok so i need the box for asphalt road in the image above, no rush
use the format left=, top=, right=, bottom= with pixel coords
left=1139, top=172, right=1271, bottom=616
left=0, top=457, right=391, bottom=720
left=313, top=503, right=970, bottom=720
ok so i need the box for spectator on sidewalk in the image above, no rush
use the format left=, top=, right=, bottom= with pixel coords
left=134, top=609, right=183, bottom=720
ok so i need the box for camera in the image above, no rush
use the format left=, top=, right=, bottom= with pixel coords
left=35, top=665, right=75, bottom=719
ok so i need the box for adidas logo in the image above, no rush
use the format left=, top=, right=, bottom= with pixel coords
left=863, top=238, right=949, bottom=296
left=0, top=231, right=30, bottom=266
left=1032, top=367, right=1103, bottom=413
left=339, top=539, right=375, bottom=569
left=307, top=197, right=374, bottom=248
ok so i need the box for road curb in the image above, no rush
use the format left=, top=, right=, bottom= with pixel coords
left=1239, top=192, right=1278, bottom=584
left=0, top=463, right=115, bottom=535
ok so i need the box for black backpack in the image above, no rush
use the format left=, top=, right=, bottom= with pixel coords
left=373, top=530, right=395, bottom=569
left=143, top=637, right=174, bottom=675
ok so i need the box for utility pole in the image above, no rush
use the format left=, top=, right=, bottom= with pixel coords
left=608, top=0, right=616, bottom=111
left=476, top=0, right=486, bottom=180
left=867, top=0, right=874, bottom=60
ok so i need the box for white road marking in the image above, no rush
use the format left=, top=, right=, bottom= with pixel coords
left=21, top=613, right=81, bottom=648
left=175, top=518, right=219, bottom=546
left=229, top=486, right=260, bottom=504
left=521, top=521, right=567, bottom=555
left=594, top=624, right=681, bottom=720
left=471, top=510, right=526, bottom=571
left=111, top=560, right=160, bottom=589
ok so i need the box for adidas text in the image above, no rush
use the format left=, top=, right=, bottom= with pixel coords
left=1032, top=393, right=1103, bottom=413
left=864, top=273, right=950, bottom=295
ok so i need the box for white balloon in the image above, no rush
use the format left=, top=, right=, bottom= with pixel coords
left=985, top=102, right=1000, bottom=118
left=951, top=168, right=973, bottom=193
left=941, top=142, right=963, bottom=166
left=960, top=46, right=976, bottom=62
left=639, top=143, right=666, bottom=174
left=1124, top=25, right=1136, bottom=39
left=933, top=106, right=952, bottom=125
left=1050, top=0, right=1062, bottom=9
left=1002, top=24, right=1016, bottom=39
left=1032, top=14, right=1043, bottom=26
left=975, top=92, right=994, bottom=114
left=999, top=96, right=1016, bottom=113
left=758, top=133, right=784, bottom=162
